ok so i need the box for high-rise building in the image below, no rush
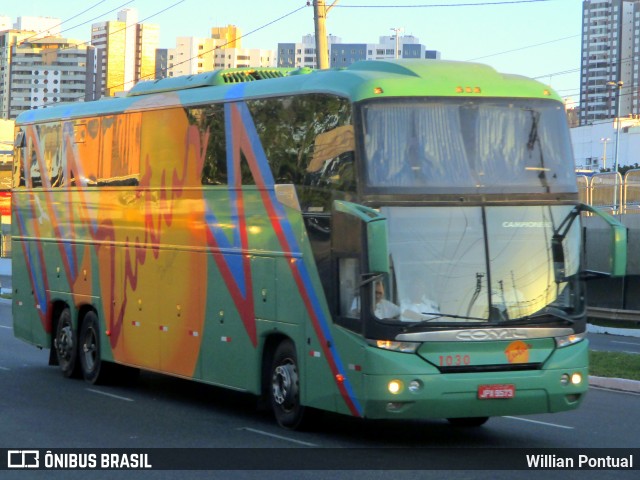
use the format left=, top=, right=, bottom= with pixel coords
left=211, top=25, right=241, bottom=49
left=164, top=37, right=217, bottom=77
left=331, top=35, right=440, bottom=68
left=278, top=34, right=340, bottom=69
left=278, top=34, right=439, bottom=69
left=0, top=17, right=12, bottom=32
left=161, top=26, right=275, bottom=78
left=213, top=48, right=275, bottom=69
left=7, top=37, right=96, bottom=118
left=0, top=30, right=36, bottom=119
left=1, top=16, right=66, bottom=118
left=579, top=0, right=640, bottom=126
left=91, top=8, right=159, bottom=96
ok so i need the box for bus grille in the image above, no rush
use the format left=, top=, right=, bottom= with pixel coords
left=437, top=363, right=542, bottom=374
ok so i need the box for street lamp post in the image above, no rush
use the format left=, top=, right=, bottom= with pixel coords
left=390, top=27, right=403, bottom=59
left=607, top=80, right=623, bottom=212
left=600, top=137, right=610, bottom=170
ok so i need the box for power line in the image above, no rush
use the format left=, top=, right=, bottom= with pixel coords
left=19, top=0, right=109, bottom=44
left=130, top=4, right=309, bottom=87
left=18, top=0, right=135, bottom=46
left=18, top=0, right=187, bottom=109
left=331, top=0, right=551, bottom=7
left=67, top=0, right=183, bottom=52
left=466, top=34, right=579, bottom=61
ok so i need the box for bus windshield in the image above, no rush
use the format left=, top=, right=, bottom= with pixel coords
left=377, top=205, right=583, bottom=325
left=362, top=98, right=576, bottom=194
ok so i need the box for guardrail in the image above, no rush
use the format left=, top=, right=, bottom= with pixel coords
left=588, top=306, right=640, bottom=324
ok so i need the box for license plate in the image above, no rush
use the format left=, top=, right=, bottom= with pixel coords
left=478, top=384, right=515, bottom=399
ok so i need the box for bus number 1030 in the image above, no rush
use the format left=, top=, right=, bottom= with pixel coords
left=439, top=354, right=471, bottom=366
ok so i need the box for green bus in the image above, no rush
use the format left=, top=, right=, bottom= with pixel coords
left=12, top=60, right=626, bottom=429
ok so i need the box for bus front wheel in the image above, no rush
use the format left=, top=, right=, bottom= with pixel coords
left=54, top=308, right=79, bottom=378
left=270, top=340, right=306, bottom=429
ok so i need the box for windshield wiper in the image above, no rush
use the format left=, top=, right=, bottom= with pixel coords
left=502, top=307, right=576, bottom=326
left=402, top=312, right=487, bottom=331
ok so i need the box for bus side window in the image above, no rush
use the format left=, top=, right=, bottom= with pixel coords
left=13, top=129, right=26, bottom=188
left=187, top=105, right=227, bottom=186
left=339, top=257, right=360, bottom=319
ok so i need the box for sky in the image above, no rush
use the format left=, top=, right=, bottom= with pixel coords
left=0, top=0, right=582, bottom=101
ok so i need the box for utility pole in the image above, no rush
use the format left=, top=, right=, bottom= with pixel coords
left=313, top=1, right=339, bottom=70
left=607, top=80, right=623, bottom=213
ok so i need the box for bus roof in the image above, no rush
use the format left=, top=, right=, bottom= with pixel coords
left=16, top=59, right=562, bottom=125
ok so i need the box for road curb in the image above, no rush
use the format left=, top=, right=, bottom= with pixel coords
left=589, top=375, right=640, bottom=393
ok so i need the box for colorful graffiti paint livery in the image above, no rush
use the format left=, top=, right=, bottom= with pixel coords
left=12, top=61, right=626, bottom=428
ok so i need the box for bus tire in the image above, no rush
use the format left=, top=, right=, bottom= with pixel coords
left=54, top=308, right=79, bottom=378
left=78, top=311, right=110, bottom=385
left=447, top=416, right=490, bottom=427
left=270, top=339, right=306, bottom=429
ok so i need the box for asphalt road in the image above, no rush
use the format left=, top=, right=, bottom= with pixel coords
left=588, top=331, right=640, bottom=355
left=1, top=300, right=639, bottom=480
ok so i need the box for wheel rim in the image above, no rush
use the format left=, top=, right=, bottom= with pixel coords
left=56, top=322, right=74, bottom=364
left=81, top=325, right=98, bottom=373
left=272, top=360, right=298, bottom=413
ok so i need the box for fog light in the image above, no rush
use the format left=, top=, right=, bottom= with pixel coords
left=566, top=393, right=581, bottom=403
left=388, top=380, right=403, bottom=395
left=408, top=380, right=422, bottom=393
left=560, top=374, right=570, bottom=386
left=386, top=402, right=405, bottom=412
left=571, top=373, right=582, bottom=385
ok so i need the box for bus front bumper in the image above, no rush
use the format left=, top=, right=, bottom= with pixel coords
left=359, top=365, right=589, bottom=420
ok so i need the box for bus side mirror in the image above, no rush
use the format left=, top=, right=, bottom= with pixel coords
left=332, top=200, right=389, bottom=274
left=551, top=235, right=566, bottom=283
left=580, top=204, right=627, bottom=278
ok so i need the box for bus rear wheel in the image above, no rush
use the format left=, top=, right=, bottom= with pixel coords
left=54, top=308, right=79, bottom=378
left=447, top=417, right=490, bottom=427
left=270, top=340, right=306, bottom=429
left=79, top=311, right=109, bottom=385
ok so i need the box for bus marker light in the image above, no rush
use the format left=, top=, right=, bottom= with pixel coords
left=388, top=380, right=403, bottom=394
left=348, top=364, right=362, bottom=371
left=105, top=330, right=111, bottom=337
left=456, top=86, right=464, bottom=93
left=221, top=336, right=232, bottom=342
left=336, top=374, right=345, bottom=383
left=309, top=350, right=321, bottom=358
left=374, top=87, right=383, bottom=94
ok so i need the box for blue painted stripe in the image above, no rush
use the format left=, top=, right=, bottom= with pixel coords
left=204, top=206, right=246, bottom=297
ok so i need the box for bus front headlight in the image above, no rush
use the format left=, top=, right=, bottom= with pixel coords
left=367, top=339, right=420, bottom=353
left=555, top=331, right=586, bottom=348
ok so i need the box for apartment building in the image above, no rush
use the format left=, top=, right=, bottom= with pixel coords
left=579, top=0, right=640, bottom=125
left=160, top=26, right=275, bottom=78
left=8, top=37, right=96, bottom=118
left=278, top=34, right=439, bottom=69
left=91, top=8, right=159, bottom=96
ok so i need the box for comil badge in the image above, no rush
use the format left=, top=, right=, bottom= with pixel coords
left=505, top=340, right=530, bottom=364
